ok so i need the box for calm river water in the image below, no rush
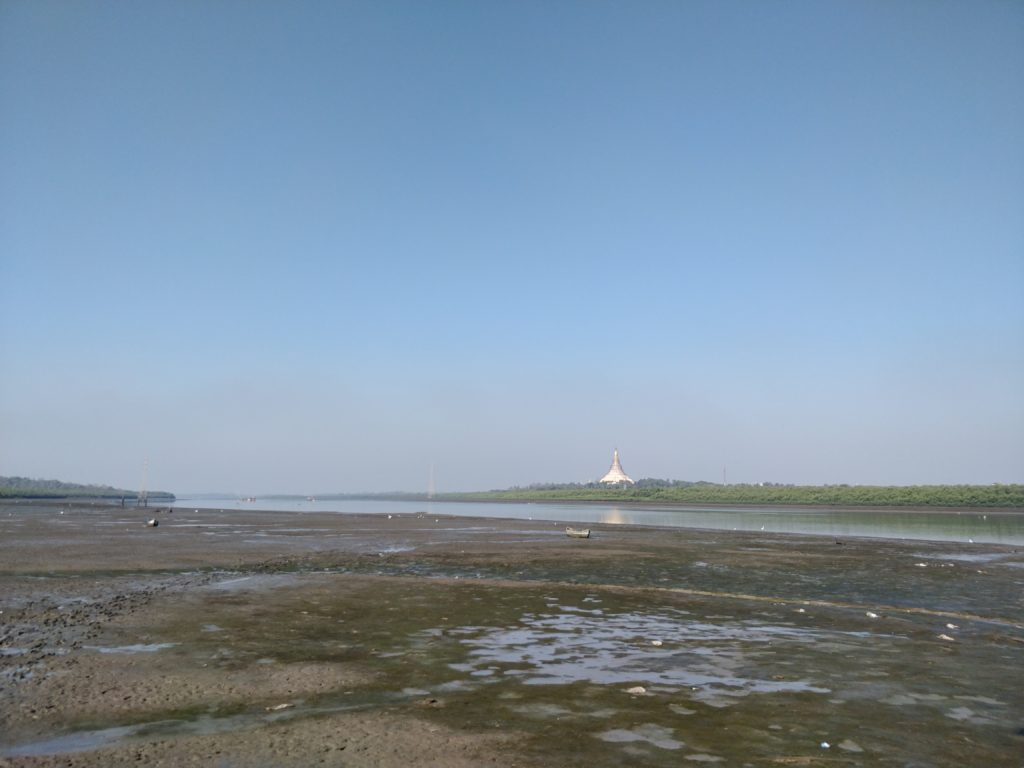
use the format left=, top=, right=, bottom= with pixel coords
left=170, top=497, right=1024, bottom=546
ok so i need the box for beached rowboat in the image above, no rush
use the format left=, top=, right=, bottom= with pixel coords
left=565, top=527, right=591, bottom=539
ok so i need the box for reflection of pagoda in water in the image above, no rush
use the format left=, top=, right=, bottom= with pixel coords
left=599, top=449, right=635, bottom=485
left=602, top=507, right=626, bottom=524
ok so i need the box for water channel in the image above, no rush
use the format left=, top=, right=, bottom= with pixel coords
left=171, top=497, right=1024, bottom=546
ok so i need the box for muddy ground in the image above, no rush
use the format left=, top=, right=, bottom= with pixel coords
left=1, top=501, right=1022, bottom=766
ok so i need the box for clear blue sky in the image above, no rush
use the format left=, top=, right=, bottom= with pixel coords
left=2, top=1, right=1022, bottom=493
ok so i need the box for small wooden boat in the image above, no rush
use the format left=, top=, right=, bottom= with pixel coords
left=565, top=527, right=591, bottom=539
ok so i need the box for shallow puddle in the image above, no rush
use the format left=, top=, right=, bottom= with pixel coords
left=1, top=700, right=382, bottom=758
left=598, top=723, right=684, bottom=750
left=445, top=608, right=833, bottom=705
left=3, top=724, right=140, bottom=758
left=83, top=643, right=178, bottom=654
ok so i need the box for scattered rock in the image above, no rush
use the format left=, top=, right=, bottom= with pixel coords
left=626, top=686, right=647, bottom=695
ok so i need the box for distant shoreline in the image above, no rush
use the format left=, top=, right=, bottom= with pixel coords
left=427, top=483, right=1024, bottom=510
left=0, top=493, right=176, bottom=502
left=426, top=495, right=1024, bottom=515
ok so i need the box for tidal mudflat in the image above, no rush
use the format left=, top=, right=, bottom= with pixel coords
left=1, top=503, right=1022, bottom=766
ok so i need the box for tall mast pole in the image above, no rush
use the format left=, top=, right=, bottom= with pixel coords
left=140, top=456, right=149, bottom=507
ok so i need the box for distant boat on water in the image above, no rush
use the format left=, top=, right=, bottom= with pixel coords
left=565, top=527, right=591, bottom=539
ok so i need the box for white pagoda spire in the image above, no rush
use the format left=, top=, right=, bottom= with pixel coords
left=599, top=449, right=634, bottom=485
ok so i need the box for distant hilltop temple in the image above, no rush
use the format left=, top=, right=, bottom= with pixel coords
left=599, top=449, right=635, bottom=485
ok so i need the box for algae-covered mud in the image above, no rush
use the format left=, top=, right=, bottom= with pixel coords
left=1, top=503, right=1022, bottom=766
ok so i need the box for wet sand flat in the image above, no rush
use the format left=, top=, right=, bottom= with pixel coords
left=1, top=502, right=1022, bottom=766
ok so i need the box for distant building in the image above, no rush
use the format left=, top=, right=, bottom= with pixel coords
left=599, top=449, right=635, bottom=485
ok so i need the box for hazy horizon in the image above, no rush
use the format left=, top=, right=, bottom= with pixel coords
left=2, top=2, right=1022, bottom=494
